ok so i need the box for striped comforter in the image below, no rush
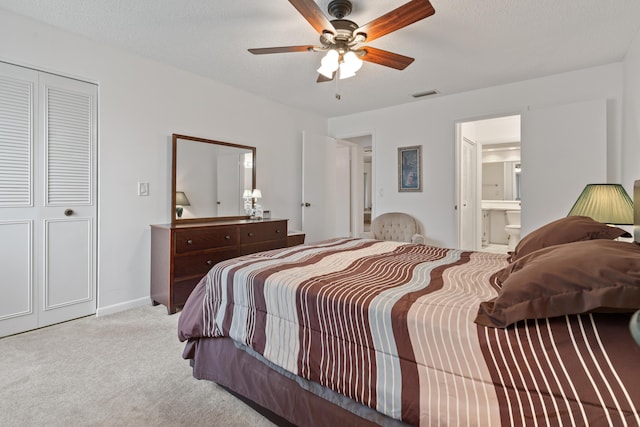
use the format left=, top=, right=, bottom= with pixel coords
left=179, top=238, right=640, bottom=426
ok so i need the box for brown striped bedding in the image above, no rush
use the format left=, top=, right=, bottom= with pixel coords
left=178, top=238, right=640, bottom=426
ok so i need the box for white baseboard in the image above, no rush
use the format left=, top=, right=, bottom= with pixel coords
left=96, top=297, right=151, bottom=317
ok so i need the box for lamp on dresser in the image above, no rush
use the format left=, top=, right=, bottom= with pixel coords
left=251, top=189, right=263, bottom=219
left=175, top=191, right=191, bottom=219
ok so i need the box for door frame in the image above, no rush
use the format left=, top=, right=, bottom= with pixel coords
left=455, top=113, right=521, bottom=250
left=332, top=131, right=375, bottom=240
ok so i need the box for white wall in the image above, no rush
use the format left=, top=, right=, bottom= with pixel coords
left=0, top=9, right=327, bottom=314
left=622, top=28, right=640, bottom=195
left=3, top=7, right=638, bottom=313
left=329, top=64, right=624, bottom=248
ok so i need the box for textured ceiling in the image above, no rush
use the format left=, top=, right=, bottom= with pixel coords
left=1, top=0, right=639, bottom=118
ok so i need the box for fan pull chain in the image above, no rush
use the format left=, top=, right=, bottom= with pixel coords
left=335, top=69, right=341, bottom=100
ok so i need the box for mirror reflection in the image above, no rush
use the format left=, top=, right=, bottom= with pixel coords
left=172, top=134, right=256, bottom=224
left=482, top=142, right=521, bottom=201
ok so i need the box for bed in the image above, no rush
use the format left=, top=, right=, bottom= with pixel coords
left=178, top=214, right=640, bottom=426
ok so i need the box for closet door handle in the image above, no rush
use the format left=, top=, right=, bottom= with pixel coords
left=64, top=209, right=74, bottom=216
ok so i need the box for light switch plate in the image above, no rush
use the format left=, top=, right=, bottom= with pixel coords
left=138, top=182, right=149, bottom=196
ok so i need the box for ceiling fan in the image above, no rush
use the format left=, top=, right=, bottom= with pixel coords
left=248, top=0, right=435, bottom=82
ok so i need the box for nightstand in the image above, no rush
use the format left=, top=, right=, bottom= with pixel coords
left=287, top=231, right=305, bottom=247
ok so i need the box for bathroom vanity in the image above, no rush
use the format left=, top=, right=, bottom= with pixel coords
left=481, top=200, right=521, bottom=248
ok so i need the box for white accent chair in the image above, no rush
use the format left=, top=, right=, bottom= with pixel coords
left=361, top=212, right=425, bottom=244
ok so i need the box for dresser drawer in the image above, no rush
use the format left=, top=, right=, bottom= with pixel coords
left=239, top=221, right=287, bottom=244
left=175, top=227, right=237, bottom=254
left=174, top=249, right=238, bottom=278
left=239, top=239, right=287, bottom=256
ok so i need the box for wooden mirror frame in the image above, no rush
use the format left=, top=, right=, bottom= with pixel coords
left=171, top=133, right=256, bottom=225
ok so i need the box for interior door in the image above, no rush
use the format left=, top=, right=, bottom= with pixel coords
left=0, top=62, right=39, bottom=336
left=521, top=99, right=607, bottom=236
left=38, top=72, right=98, bottom=327
left=458, top=137, right=478, bottom=250
left=0, top=63, right=97, bottom=336
left=301, top=132, right=339, bottom=243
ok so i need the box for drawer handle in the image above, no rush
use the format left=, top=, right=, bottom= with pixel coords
left=248, top=232, right=254, bottom=237
left=187, top=239, right=193, bottom=245
left=206, top=260, right=213, bottom=266
left=225, top=235, right=231, bottom=240
left=276, top=229, right=281, bottom=234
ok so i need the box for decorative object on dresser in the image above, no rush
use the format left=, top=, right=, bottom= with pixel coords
left=150, top=219, right=288, bottom=314
left=175, top=191, right=190, bottom=219
left=242, top=189, right=253, bottom=215
left=250, top=189, right=263, bottom=219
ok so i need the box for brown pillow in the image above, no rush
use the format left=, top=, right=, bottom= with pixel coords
left=508, top=216, right=630, bottom=262
left=475, top=239, right=640, bottom=328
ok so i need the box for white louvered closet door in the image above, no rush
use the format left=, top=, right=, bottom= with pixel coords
left=0, top=62, right=97, bottom=337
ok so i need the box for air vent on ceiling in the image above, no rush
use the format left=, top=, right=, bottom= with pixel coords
left=412, top=90, right=439, bottom=98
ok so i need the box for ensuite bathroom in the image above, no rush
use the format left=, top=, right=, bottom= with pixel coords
left=481, top=142, right=521, bottom=253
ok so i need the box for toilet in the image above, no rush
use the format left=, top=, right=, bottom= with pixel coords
left=504, top=210, right=521, bottom=251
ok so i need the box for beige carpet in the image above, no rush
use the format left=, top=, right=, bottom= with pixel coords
left=0, top=305, right=276, bottom=426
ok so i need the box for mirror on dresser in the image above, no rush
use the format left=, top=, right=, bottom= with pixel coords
left=171, top=134, right=256, bottom=225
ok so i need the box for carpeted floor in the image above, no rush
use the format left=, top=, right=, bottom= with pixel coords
left=0, top=304, right=276, bottom=426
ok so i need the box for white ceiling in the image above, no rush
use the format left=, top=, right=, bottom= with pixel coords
left=1, top=0, right=639, bottom=118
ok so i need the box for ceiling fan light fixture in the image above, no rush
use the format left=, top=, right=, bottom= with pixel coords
left=338, top=64, right=356, bottom=79
left=342, top=51, right=363, bottom=72
left=318, top=49, right=340, bottom=78
left=249, top=0, right=435, bottom=83
left=318, top=65, right=335, bottom=79
left=337, top=50, right=362, bottom=79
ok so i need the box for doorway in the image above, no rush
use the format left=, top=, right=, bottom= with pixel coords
left=342, top=135, right=372, bottom=235
left=456, top=115, right=521, bottom=252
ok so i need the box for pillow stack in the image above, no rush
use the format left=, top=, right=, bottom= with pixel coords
left=476, top=216, right=639, bottom=328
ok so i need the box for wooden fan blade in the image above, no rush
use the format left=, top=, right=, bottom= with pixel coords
left=316, top=72, right=335, bottom=83
left=289, top=0, right=336, bottom=35
left=248, top=46, right=315, bottom=55
left=360, top=47, right=415, bottom=70
left=355, top=0, right=435, bottom=43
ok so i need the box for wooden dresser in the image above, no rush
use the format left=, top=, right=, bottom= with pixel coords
left=150, top=219, right=288, bottom=314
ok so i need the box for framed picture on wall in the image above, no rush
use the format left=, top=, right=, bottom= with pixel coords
left=398, top=145, right=422, bottom=192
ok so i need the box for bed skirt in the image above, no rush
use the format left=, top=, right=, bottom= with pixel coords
left=183, top=337, right=409, bottom=427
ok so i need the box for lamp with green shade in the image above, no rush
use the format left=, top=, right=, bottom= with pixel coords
left=567, top=183, right=633, bottom=225
left=175, top=191, right=191, bottom=219
left=568, top=183, right=639, bottom=346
